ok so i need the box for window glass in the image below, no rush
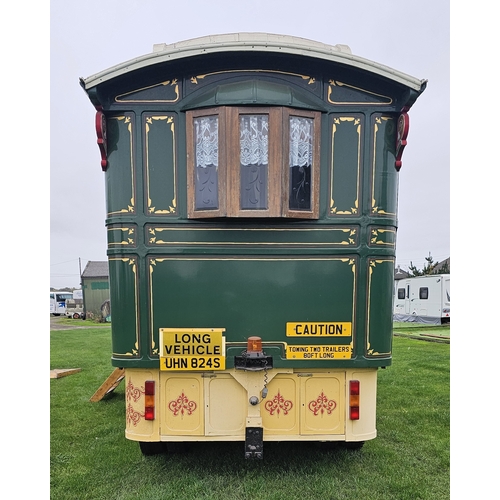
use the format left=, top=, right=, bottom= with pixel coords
left=419, top=287, right=429, bottom=300
left=289, top=116, right=313, bottom=210
left=397, top=288, right=405, bottom=299
left=239, top=115, right=269, bottom=210
left=194, top=116, right=219, bottom=210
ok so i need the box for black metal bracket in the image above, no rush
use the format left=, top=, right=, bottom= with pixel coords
left=245, top=427, right=263, bottom=459
left=234, top=352, right=273, bottom=371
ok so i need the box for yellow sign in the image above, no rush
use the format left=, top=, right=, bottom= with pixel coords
left=159, top=328, right=226, bottom=371
left=286, top=344, right=353, bottom=359
left=286, top=322, right=352, bottom=337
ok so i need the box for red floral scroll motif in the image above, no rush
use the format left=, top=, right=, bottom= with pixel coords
left=125, top=378, right=146, bottom=426
left=264, top=389, right=293, bottom=416
left=126, top=402, right=144, bottom=427
left=126, top=378, right=144, bottom=403
left=168, top=392, right=197, bottom=417
left=308, top=391, right=337, bottom=416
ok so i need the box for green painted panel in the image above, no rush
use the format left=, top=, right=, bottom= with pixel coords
left=148, top=256, right=356, bottom=358
left=329, top=115, right=363, bottom=216
left=144, top=114, right=178, bottom=215
left=366, top=259, right=394, bottom=357
left=368, top=226, right=396, bottom=248
left=146, top=225, right=359, bottom=248
left=109, top=257, right=140, bottom=359
left=106, top=115, right=135, bottom=216
left=371, top=115, right=398, bottom=217
left=107, top=225, right=137, bottom=248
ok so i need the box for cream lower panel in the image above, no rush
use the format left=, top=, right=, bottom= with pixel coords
left=261, top=376, right=300, bottom=435
left=300, top=373, right=345, bottom=435
left=344, top=368, right=377, bottom=441
left=160, top=373, right=204, bottom=436
left=261, top=372, right=346, bottom=436
left=125, top=369, right=160, bottom=442
left=205, top=374, right=247, bottom=436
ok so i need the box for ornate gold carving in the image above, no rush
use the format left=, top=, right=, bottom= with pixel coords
left=109, top=257, right=139, bottom=356
left=147, top=227, right=357, bottom=246
left=366, top=259, right=393, bottom=356
left=145, top=116, right=177, bottom=215
left=372, top=117, right=396, bottom=216
left=115, top=79, right=180, bottom=103
left=330, top=117, right=361, bottom=215
left=370, top=228, right=396, bottom=247
left=107, top=116, right=135, bottom=215
left=108, top=227, right=136, bottom=246
left=190, top=69, right=315, bottom=84
left=327, top=80, right=392, bottom=105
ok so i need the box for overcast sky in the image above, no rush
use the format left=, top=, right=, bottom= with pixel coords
left=46, top=0, right=451, bottom=289
left=8, top=2, right=498, bottom=491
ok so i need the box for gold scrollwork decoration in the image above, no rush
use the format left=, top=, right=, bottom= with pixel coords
left=330, top=117, right=361, bottom=215
left=107, top=116, right=135, bottom=215
left=190, top=69, right=315, bottom=84
left=370, top=228, right=396, bottom=247
left=145, top=116, right=177, bottom=215
left=115, top=79, right=180, bottom=103
left=327, top=80, right=392, bottom=105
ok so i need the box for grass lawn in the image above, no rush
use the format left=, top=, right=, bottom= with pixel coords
left=50, top=326, right=449, bottom=500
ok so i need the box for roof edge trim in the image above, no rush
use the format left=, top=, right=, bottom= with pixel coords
left=81, top=33, right=425, bottom=92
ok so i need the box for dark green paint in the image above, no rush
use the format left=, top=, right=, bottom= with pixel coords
left=83, top=48, right=423, bottom=370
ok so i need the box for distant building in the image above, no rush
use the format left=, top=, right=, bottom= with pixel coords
left=434, top=257, right=450, bottom=274
left=81, top=261, right=109, bottom=317
left=394, top=265, right=410, bottom=281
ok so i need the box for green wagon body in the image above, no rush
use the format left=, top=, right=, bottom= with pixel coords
left=81, top=33, right=425, bottom=457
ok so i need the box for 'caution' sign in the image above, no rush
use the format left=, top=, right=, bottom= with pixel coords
left=286, top=322, right=352, bottom=337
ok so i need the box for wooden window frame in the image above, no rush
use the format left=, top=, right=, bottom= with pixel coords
left=228, top=107, right=282, bottom=218
left=187, top=107, right=227, bottom=219
left=282, top=108, right=321, bottom=219
left=187, top=106, right=320, bottom=219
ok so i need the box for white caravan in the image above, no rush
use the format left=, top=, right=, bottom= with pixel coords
left=50, top=291, right=74, bottom=316
left=393, top=274, right=450, bottom=325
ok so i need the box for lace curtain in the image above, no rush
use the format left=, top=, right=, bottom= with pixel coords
left=289, top=117, right=313, bottom=167
left=240, top=115, right=269, bottom=166
left=239, top=115, right=269, bottom=210
left=194, top=116, right=219, bottom=167
left=194, top=116, right=219, bottom=209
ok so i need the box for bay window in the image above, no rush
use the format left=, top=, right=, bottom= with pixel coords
left=187, top=106, right=320, bottom=218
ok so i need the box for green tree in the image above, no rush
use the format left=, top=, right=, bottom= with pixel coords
left=436, top=261, right=450, bottom=274
left=408, top=252, right=438, bottom=277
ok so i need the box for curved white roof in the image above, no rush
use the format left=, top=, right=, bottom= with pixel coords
left=81, top=33, right=426, bottom=92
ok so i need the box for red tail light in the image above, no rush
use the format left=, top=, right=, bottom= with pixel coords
left=145, top=380, right=155, bottom=420
left=349, top=380, right=360, bottom=420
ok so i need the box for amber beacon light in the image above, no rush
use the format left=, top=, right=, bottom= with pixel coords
left=247, top=336, right=263, bottom=354
left=235, top=336, right=273, bottom=371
